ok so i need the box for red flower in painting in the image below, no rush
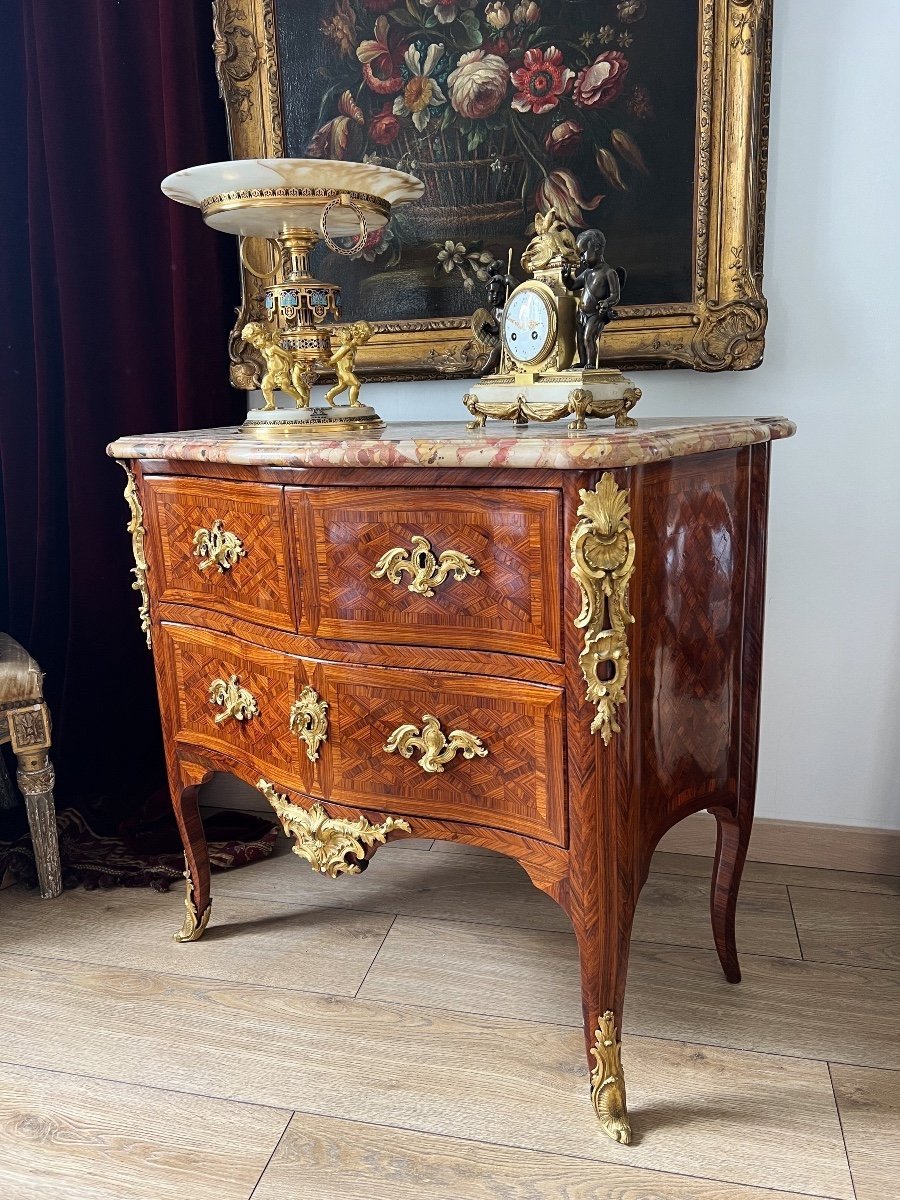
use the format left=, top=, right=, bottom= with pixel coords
left=356, top=16, right=405, bottom=96
left=511, top=46, right=574, bottom=115
left=573, top=51, right=629, bottom=110
left=483, top=36, right=510, bottom=58
left=544, top=119, right=583, bottom=157
left=369, top=103, right=400, bottom=146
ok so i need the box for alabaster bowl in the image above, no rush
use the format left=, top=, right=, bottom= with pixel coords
left=161, top=158, right=424, bottom=239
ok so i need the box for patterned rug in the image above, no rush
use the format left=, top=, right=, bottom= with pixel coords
left=0, top=806, right=279, bottom=892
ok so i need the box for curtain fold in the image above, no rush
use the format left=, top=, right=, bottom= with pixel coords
left=0, top=1, right=242, bottom=806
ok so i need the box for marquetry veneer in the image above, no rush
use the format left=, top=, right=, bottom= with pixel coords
left=109, top=416, right=795, bottom=1145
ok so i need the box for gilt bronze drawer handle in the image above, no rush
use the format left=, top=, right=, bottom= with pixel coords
left=193, top=520, right=247, bottom=573
left=289, top=686, right=328, bottom=762
left=383, top=713, right=487, bottom=775
left=208, top=674, right=259, bottom=724
left=371, top=535, right=479, bottom=598
left=257, top=779, right=410, bottom=877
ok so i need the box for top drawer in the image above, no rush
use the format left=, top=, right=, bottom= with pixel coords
left=143, top=476, right=295, bottom=630
left=287, top=487, right=562, bottom=660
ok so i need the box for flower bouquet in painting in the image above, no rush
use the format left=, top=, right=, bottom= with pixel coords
left=312, top=0, right=655, bottom=305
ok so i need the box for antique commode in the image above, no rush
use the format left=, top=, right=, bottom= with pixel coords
left=108, top=415, right=794, bottom=1144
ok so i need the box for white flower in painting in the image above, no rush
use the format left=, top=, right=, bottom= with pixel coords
left=436, top=242, right=496, bottom=290
left=420, top=0, right=473, bottom=25
left=437, top=240, right=467, bottom=273
left=485, top=2, right=511, bottom=31
left=393, top=43, right=447, bottom=132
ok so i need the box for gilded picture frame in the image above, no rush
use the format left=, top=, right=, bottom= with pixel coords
left=212, top=0, right=772, bottom=386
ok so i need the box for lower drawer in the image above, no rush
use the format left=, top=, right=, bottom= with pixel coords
left=158, top=625, right=567, bottom=847
left=322, top=662, right=566, bottom=846
left=161, top=624, right=314, bottom=787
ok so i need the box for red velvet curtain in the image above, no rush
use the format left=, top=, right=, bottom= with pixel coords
left=0, top=1, right=242, bottom=806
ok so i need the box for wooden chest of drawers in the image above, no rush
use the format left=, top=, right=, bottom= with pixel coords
left=109, top=416, right=795, bottom=1145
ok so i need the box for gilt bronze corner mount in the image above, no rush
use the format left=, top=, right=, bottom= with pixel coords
left=570, top=473, right=636, bottom=745
left=119, top=465, right=151, bottom=650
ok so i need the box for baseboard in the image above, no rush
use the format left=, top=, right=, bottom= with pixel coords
left=657, top=813, right=900, bottom=876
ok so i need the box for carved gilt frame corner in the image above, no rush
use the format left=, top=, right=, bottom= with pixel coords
left=212, top=0, right=772, bottom=386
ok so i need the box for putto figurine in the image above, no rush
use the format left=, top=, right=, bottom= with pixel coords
left=324, top=321, right=374, bottom=407
left=475, top=253, right=518, bottom=378
left=242, top=321, right=314, bottom=411
left=464, top=210, right=640, bottom=431
left=564, top=230, right=626, bottom=370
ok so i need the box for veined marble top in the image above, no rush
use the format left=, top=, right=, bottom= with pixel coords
left=107, top=416, right=795, bottom=472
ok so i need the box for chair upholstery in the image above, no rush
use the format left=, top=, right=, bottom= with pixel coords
left=0, top=633, right=43, bottom=707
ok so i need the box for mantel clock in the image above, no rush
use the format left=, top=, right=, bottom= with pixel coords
left=464, top=212, right=641, bottom=431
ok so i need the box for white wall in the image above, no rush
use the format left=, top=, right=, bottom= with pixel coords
left=210, top=1, right=900, bottom=829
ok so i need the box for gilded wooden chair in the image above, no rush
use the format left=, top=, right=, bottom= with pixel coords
left=0, top=634, right=62, bottom=897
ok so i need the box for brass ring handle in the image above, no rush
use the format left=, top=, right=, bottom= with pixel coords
left=209, top=675, right=258, bottom=724
left=320, top=195, right=369, bottom=256
left=371, top=535, right=480, bottom=598
left=289, top=687, right=328, bottom=762
left=238, top=236, right=279, bottom=282
left=193, top=520, right=247, bottom=573
left=383, top=713, right=487, bottom=775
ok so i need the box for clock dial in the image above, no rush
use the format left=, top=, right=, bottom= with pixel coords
left=502, top=287, right=554, bottom=365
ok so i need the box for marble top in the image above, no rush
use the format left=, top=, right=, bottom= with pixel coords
left=107, top=417, right=795, bottom=472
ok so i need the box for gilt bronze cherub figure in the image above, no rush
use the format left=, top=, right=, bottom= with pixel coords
left=323, top=320, right=373, bottom=407
left=242, top=321, right=314, bottom=411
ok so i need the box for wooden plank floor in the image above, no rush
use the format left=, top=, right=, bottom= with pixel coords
left=1, top=835, right=897, bottom=1199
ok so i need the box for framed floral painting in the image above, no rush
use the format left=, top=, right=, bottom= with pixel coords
left=212, top=0, right=772, bottom=385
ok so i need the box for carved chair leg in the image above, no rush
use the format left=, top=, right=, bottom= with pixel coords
left=23, top=785, right=63, bottom=899
left=171, top=775, right=212, bottom=942
left=15, top=747, right=62, bottom=899
left=709, top=806, right=750, bottom=983
left=8, top=703, right=62, bottom=899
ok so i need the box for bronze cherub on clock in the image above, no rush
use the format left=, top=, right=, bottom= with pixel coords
left=464, top=210, right=641, bottom=431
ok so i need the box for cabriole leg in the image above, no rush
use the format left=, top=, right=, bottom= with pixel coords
left=709, top=805, right=751, bottom=983
left=171, top=766, right=212, bottom=942
left=571, top=906, right=634, bottom=1145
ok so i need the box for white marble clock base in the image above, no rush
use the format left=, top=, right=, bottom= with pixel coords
left=463, top=368, right=641, bottom=431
